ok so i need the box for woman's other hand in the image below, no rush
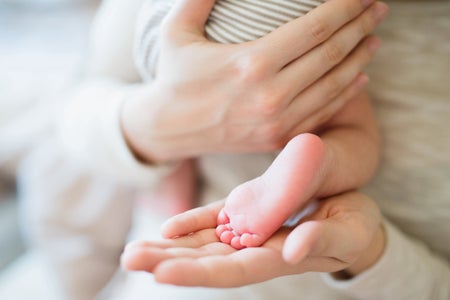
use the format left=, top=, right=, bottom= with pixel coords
left=122, top=0, right=388, bottom=163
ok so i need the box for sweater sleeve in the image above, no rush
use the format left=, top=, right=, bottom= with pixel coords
left=57, top=0, right=179, bottom=188
left=321, top=219, right=450, bottom=300
left=58, top=79, right=178, bottom=187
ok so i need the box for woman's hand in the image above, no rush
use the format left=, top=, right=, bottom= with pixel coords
left=122, top=0, right=388, bottom=163
left=121, top=192, right=385, bottom=287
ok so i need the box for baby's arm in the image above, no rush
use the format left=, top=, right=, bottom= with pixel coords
left=313, top=90, right=380, bottom=198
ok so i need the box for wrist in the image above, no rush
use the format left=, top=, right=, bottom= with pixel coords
left=333, top=223, right=386, bottom=279
left=121, top=81, right=207, bottom=164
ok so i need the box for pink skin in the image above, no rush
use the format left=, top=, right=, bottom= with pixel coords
left=139, top=159, right=196, bottom=216
left=216, top=133, right=326, bottom=249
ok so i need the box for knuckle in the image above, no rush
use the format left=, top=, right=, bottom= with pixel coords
left=255, top=88, right=285, bottom=118
left=258, top=122, right=284, bottom=147
left=324, top=42, right=345, bottom=65
left=312, top=106, right=335, bottom=127
left=232, top=52, right=269, bottom=83
left=359, top=14, right=375, bottom=36
left=323, top=76, right=342, bottom=100
left=308, top=15, right=331, bottom=42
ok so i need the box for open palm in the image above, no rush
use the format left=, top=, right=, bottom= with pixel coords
left=121, top=192, right=383, bottom=287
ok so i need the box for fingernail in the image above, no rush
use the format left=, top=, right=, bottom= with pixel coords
left=355, top=74, right=369, bottom=89
left=368, top=37, right=381, bottom=53
left=374, top=3, right=389, bottom=23
left=362, top=0, right=375, bottom=8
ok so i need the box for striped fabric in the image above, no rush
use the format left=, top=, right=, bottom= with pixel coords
left=135, top=0, right=326, bottom=79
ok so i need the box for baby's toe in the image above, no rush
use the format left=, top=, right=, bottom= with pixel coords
left=241, top=233, right=264, bottom=248
left=217, top=209, right=230, bottom=225
left=219, top=229, right=235, bottom=244
left=231, top=236, right=245, bottom=250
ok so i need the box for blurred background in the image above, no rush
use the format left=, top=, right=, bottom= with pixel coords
left=0, top=0, right=99, bottom=297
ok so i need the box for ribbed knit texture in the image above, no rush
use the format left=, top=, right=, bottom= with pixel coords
left=135, top=0, right=325, bottom=79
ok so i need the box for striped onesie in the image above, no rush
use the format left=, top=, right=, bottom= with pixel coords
left=134, top=0, right=326, bottom=79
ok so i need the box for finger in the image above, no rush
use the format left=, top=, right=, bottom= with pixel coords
left=283, top=218, right=360, bottom=266
left=161, top=201, right=224, bottom=238
left=122, top=237, right=236, bottom=273
left=126, top=228, right=220, bottom=251
left=162, top=0, right=216, bottom=41
left=277, top=2, right=387, bottom=100
left=282, top=35, right=379, bottom=131
left=282, top=218, right=358, bottom=268
left=154, top=247, right=297, bottom=287
left=249, top=72, right=368, bottom=150
left=283, top=193, right=378, bottom=264
left=258, top=0, right=380, bottom=68
left=280, top=220, right=353, bottom=272
left=282, top=220, right=321, bottom=264
left=290, top=74, right=369, bottom=135
left=121, top=245, right=178, bottom=272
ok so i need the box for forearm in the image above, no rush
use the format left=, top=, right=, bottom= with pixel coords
left=317, top=91, right=380, bottom=196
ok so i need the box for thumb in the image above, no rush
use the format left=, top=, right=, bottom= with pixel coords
left=282, top=219, right=361, bottom=265
left=283, top=219, right=376, bottom=264
left=164, top=0, right=216, bottom=39
left=282, top=221, right=322, bottom=264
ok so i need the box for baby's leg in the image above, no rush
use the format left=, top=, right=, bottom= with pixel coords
left=217, top=133, right=326, bottom=249
left=139, top=159, right=196, bottom=216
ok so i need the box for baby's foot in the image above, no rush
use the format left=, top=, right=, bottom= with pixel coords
left=216, top=133, right=326, bottom=249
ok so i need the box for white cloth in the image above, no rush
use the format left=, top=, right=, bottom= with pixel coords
left=59, top=80, right=178, bottom=187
